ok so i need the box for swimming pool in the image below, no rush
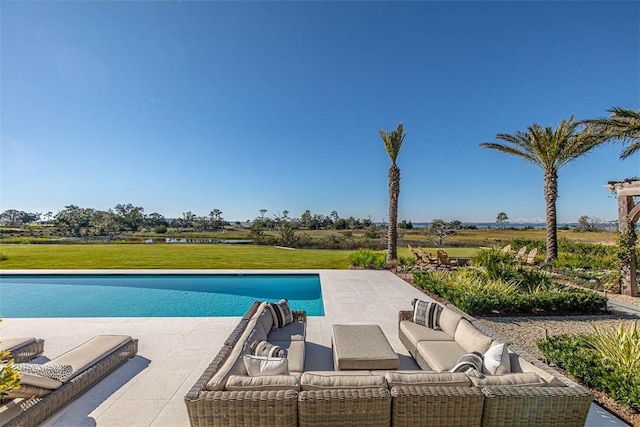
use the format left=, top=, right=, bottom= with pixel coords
left=0, top=274, right=324, bottom=318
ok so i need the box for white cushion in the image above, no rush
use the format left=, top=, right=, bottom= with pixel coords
left=243, top=355, right=289, bottom=376
left=483, top=343, right=511, bottom=375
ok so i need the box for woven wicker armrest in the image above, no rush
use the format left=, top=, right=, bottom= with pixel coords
left=298, top=388, right=391, bottom=427
left=399, top=310, right=413, bottom=323
left=292, top=310, right=306, bottom=324
left=8, top=338, right=45, bottom=363
left=481, top=385, right=593, bottom=427
left=186, top=389, right=298, bottom=427
left=390, top=385, right=485, bottom=427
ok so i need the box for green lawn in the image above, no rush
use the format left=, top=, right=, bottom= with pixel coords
left=0, top=244, right=478, bottom=269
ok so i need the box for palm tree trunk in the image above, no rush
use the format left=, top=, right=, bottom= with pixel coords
left=544, top=170, right=558, bottom=263
left=387, top=164, right=400, bottom=263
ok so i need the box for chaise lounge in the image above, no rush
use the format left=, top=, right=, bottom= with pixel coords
left=0, top=335, right=138, bottom=427
left=1, top=337, right=45, bottom=363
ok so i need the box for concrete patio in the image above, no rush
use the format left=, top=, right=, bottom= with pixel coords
left=0, top=270, right=630, bottom=426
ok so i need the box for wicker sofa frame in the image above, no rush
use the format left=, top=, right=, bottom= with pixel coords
left=2, top=337, right=138, bottom=427
left=398, top=307, right=593, bottom=427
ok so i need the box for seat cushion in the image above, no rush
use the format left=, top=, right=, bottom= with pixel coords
left=400, top=321, right=453, bottom=346
left=268, top=320, right=305, bottom=341
left=46, top=335, right=132, bottom=380
left=417, top=340, right=466, bottom=372
left=271, top=340, right=305, bottom=374
left=454, top=320, right=493, bottom=354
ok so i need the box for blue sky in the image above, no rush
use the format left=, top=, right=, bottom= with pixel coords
left=2, top=1, right=638, bottom=224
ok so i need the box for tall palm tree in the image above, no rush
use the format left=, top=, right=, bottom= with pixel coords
left=584, top=107, right=640, bottom=159
left=480, top=116, right=605, bottom=263
left=380, top=122, right=406, bottom=263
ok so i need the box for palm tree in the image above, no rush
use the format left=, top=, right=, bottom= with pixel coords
left=583, top=107, right=640, bottom=159
left=380, top=122, right=406, bottom=263
left=480, top=116, right=605, bottom=263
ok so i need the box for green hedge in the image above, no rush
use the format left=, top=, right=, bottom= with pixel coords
left=538, top=332, right=640, bottom=411
left=413, top=270, right=607, bottom=316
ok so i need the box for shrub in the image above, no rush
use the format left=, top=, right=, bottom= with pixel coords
left=154, top=224, right=167, bottom=233
left=413, top=269, right=607, bottom=316
left=348, top=249, right=386, bottom=269
left=538, top=325, right=640, bottom=411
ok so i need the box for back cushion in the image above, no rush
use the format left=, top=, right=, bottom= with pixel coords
left=225, top=374, right=300, bottom=391
left=385, top=372, right=470, bottom=388
left=439, top=308, right=463, bottom=337
left=454, top=320, right=493, bottom=354
left=258, top=308, right=274, bottom=334
left=301, top=372, right=387, bottom=391
left=469, top=372, right=547, bottom=387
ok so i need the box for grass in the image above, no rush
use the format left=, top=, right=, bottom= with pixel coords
left=0, top=244, right=354, bottom=269
left=0, top=244, right=479, bottom=269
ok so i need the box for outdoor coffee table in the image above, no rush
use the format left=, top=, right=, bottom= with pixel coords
left=332, top=324, right=399, bottom=370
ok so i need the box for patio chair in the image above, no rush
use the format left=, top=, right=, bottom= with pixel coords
left=524, top=247, right=538, bottom=265
left=514, top=246, right=527, bottom=260
left=501, top=244, right=512, bottom=254
left=1, top=337, right=45, bottom=363
left=1, top=335, right=138, bottom=427
left=436, top=249, right=459, bottom=268
left=417, top=248, right=438, bottom=266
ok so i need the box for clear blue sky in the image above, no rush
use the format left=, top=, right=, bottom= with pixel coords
left=2, top=1, right=638, bottom=224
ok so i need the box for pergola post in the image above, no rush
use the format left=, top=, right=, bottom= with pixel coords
left=611, top=180, right=640, bottom=297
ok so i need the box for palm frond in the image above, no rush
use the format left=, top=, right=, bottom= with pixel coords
left=380, top=122, right=406, bottom=164
left=583, top=107, right=640, bottom=159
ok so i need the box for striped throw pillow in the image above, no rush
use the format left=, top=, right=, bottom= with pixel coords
left=412, top=300, right=443, bottom=329
left=449, top=352, right=483, bottom=373
left=250, top=340, right=286, bottom=358
left=267, top=299, right=294, bottom=330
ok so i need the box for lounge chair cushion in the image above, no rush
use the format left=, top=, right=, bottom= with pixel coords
left=225, top=374, right=300, bottom=391
left=301, top=372, right=387, bottom=391
left=0, top=337, right=36, bottom=352
left=243, top=355, right=289, bottom=376
left=15, top=363, right=73, bottom=382
left=45, top=335, right=132, bottom=380
left=385, top=372, right=471, bottom=388
left=469, top=372, right=547, bottom=387
left=454, top=320, right=493, bottom=354
left=14, top=371, right=63, bottom=390
left=2, top=370, right=63, bottom=398
left=267, top=320, right=305, bottom=342
left=417, top=341, right=466, bottom=372
left=270, top=340, right=305, bottom=374
left=400, top=321, right=453, bottom=345
left=483, top=343, right=511, bottom=375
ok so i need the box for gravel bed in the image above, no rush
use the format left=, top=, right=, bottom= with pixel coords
left=477, top=308, right=639, bottom=427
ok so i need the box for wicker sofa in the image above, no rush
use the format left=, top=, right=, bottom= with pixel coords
left=186, top=300, right=593, bottom=427
left=397, top=301, right=594, bottom=427
left=185, top=301, right=392, bottom=427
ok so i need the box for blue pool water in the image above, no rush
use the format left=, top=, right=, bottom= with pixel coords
left=0, top=274, right=324, bottom=318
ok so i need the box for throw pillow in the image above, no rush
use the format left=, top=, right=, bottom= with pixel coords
left=449, top=352, right=483, bottom=373
left=412, top=299, right=443, bottom=329
left=250, top=340, right=286, bottom=358
left=14, top=363, right=73, bottom=382
left=243, top=355, right=289, bottom=376
left=267, top=299, right=294, bottom=330
left=483, top=343, right=511, bottom=375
